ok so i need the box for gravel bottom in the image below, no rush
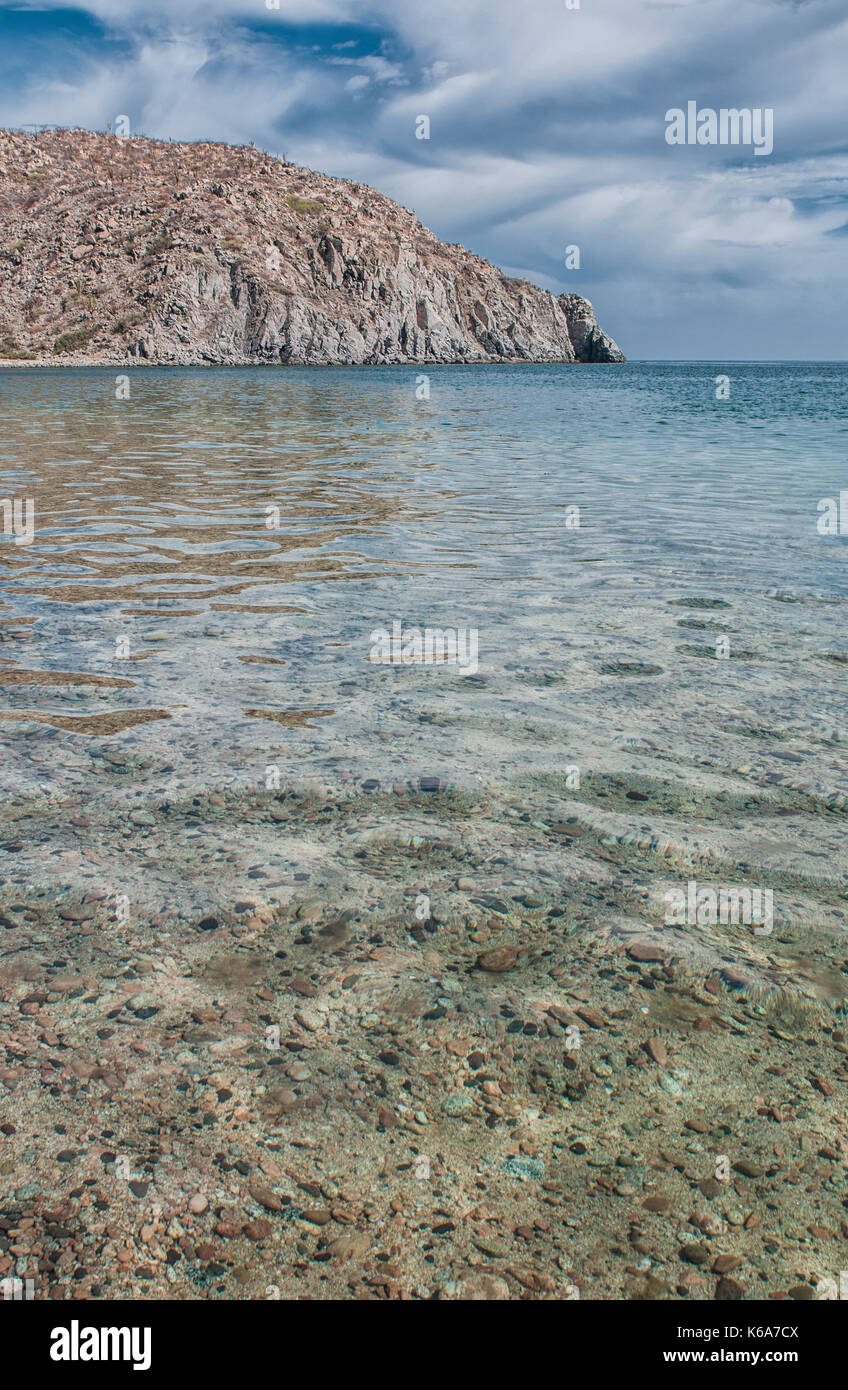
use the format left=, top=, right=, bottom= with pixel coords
left=1, top=777, right=846, bottom=1302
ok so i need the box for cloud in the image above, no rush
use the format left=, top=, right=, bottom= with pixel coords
left=0, top=0, right=845, bottom=356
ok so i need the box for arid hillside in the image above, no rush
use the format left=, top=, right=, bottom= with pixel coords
left=0, top=127, right=623, bottom=366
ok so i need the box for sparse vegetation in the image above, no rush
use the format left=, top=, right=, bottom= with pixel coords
left=65, top=290, right=98, bottom=313
left=111, top=313, right=144, bottom=335
left=0, top=335, right=34, bottom=359
left=286, top=193, right=323, bottom=215
left=53, top=324, right=99, bottom=355
left=144, top=233, right=173, bottom=257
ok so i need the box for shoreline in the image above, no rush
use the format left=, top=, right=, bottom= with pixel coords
left=0, top=356, right=627, bottom=369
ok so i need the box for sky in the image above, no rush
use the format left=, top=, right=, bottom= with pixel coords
left=0, top=0, right=846, bottom=360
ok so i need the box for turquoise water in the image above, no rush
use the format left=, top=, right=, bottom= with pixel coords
left=1, top=363, right=846, bottom=599
left=0, top=361, right=846, bottom=968
left=0, top=360, right=845, bottom=810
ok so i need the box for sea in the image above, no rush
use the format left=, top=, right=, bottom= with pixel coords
left=0, top=361, right=845, bottom=990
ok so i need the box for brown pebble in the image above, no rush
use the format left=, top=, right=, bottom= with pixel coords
left=810, top=1075, right=835, bottom=1097
left=721, top=966, right=750, bottom=988
left=627, top=942, right=666, bottom=963
left=444, top=1272, right=511, bottom=1300
left=476, top=946, right=518, bottom=973
left=243, top=1219, right=272, bottom=1242
left=302, top=1207, right=332, bottom=1225
left=575, top=1005, right=606, bottom=1029
left=643, top=1196, right=670, bottom=1213
left=715, top=1276, right=747, bottom=1300
left=733, top=1160, right=764, bottom=1178
left=248, top=1184, right=282, bottom=1212
left=325, top=1233, right=371, bottom=1259
left=644, top=1038, right=668, bottom=1066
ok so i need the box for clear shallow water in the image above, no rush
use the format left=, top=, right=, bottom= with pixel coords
left=0, top=361, right=846, bottom=808
left=5, top=364, right=848, bottom=1311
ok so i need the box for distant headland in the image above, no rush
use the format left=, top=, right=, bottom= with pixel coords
left=0, top=127, right=624, bottom=367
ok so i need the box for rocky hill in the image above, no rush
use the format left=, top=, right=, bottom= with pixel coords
left=0, top=127, right=624, bottom=366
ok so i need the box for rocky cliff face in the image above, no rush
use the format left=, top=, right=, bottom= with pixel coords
left=0, top=128, right=624, bottom=366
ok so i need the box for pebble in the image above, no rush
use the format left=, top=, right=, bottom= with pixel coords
left=302, top=1207, right=331, bottom=1225
left=325, top=1234, right=370, bottom=1259
left=476, top=946, right=518, bottom=973
left=733, top=1160, right=764, bottom=1178
left=442, top=1093, right=475, bottom=1116
left=575, top=1005, right=606, bottom=1029
left=645, top=1038, right=668, bottom=1066
left=243, top=1220, right=272, bottom=1242
left=248, top=1184, right=282, bottom=1212
left=444, top=1273, right=511, bottom=1300
left=680, top=1243, right=710, bottom=1265
left=716, top=1276, right=747, bottom=1300
left=627, top=943, right=666, bottom=963
left=501, top=1156, right=545, bottom=1181
left=294, top=1008, right=323, bottom=1032
left=643, top=1196, right=670, bottom=1213
left=659, top=1074, right=684, bottom=1096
